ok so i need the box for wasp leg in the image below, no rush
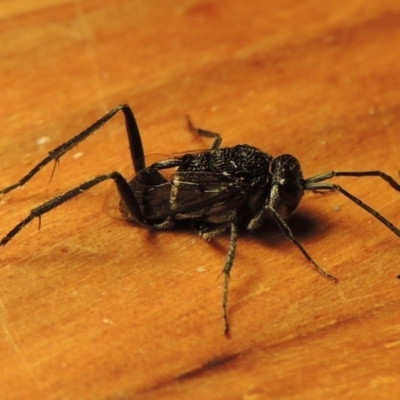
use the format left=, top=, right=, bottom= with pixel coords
left=185, top=116, right=222, bottom=150
left=0, top=172, right=146, bottom=247
left=222, top=222, right=238, bottom=337
left=152, top=217, right=175, bottom=230
left=193, top=220, right=238, bottom=335
left=266, top=205, right=338, bottom=282
left=194, top=222, right=231, bottom=240
left=0, top=105, right=145, bottom=196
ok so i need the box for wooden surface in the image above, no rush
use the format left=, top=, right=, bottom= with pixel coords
left=1, top=1, right=400, bottom=399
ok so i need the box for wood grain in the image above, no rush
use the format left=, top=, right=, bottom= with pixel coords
left=1, top=1, right=400, bottom=399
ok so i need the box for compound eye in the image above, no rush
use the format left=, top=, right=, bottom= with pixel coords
left=279, top=178, right=303, bottom=209
left=270, top=154, right=304, bottom=216
left=279, top=178, right=298, bottom=194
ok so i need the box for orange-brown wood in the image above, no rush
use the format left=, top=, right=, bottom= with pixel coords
left=1, top=1, right=400, bottom=399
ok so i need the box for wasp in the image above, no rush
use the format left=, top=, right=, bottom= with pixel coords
left=1, top=104, right=400, bottom=336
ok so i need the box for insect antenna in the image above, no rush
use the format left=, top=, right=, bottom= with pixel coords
left=304, top=170, right=400, bottom=238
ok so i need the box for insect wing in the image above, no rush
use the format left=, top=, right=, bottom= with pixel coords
left=174, top=169, right=238, bottom=202
left=141, top=172, right=247, bottom=220
left=104, top=156, right=252, bottom=223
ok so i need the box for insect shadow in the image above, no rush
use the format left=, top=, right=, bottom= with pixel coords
left=1, top=104, right=400, bottom=336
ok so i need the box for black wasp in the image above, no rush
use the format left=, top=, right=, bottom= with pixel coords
left=1, top=104, right=400, bottom=336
